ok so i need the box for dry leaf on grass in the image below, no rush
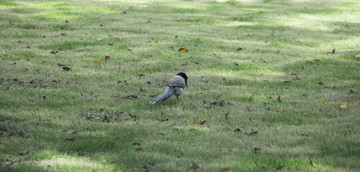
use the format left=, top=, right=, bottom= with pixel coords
left=178, top=48, right=188, bottom=52
left=189, top=119, right=203, bottom=126
left=325, top=86, right=335, bottom=89
left=95, top=60, right=101, bottom=63
left=319, top=99, right=328, bottom=102
left=339, top=101, right=351, bottom=109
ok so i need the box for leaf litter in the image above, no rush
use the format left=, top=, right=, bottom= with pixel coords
left=80, top=110, right=137, bottom=122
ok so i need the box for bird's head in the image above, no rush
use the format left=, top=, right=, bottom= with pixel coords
left=176, top=72, right=188, bottom=86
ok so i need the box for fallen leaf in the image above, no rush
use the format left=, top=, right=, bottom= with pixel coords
left=178, top=48, right=188, bottom=52
left=128, top=114, right=137, bottom=119
left=136, top=147, right=143, bottom=151
left=50, top=50, right=58, bottom=54
left=108, top=43, right=113, bottom=46
left=95, top=60, right=101, bottom=63
left=189, top=162, right=199, bottom=170
left=325, top=86, right=335, bottom=89
left=339, top=101, right=351, bottom=109
left=105, top=56, right=111, bottom=60
left=74, top=38, right=79, bottom=41
left=247, top=107, right=253, bottom=112
left=246, top=131, right=258, bottom=136
left=154, top=41, right=159, bottom=44
left=189, top=119, right=203, bottom=126
left=223, top=169, right=234, bottom=172
left=65, top=20, right=69, bottom=23
left=234, top=128, right=242, bottom=132
left=18, top=151, right=28, bottom=156
left=62, top=66, right=71, bottom=71
left=310, top=160, right=315, bottom=166
left=276, top=108, right=286, bottom=111
left=276, top=165, right=285, bottom=170
left=319, top=99, right=328, bottom=102
left=252, top=147, right=261, bottom=154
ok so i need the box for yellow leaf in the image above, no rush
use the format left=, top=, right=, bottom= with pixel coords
left=105, top=56, right=111, bottom=60
left=189, top=120, right=203, bottom=126
left=319, top=99, right=328, bottom=102
left=154, top=41, right=159, bottom=44
left=74, top=38, right=79, bottom=41
left=178, top=48, right=188, bottom=52
left=325, top=86, right=335, bottom=89
left=339, top=101, right=351, bottom=109
left=95, top=60, right=101, bottom=63
left=189, top=121, right=195, bottom=126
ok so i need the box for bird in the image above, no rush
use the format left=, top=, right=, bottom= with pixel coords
left=150, top=72, right=188, bottom=104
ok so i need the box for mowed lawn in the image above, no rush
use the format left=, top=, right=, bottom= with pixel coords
left=1, top=0, right=360, bottom=171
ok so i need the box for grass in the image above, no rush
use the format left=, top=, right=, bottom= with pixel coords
left=1, top=0, right=360, bottom=171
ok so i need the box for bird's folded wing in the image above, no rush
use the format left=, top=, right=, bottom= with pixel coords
left=167, top=81, right=185, bottom=88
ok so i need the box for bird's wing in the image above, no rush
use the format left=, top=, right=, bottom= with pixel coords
left=166, top=75, right=186, bottom=88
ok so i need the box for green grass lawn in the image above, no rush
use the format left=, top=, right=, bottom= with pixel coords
left=1, top=0, right=360, bottom=171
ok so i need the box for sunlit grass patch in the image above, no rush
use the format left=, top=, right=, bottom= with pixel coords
left=29, top=151, right=121, bottom=172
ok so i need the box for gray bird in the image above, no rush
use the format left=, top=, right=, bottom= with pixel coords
left=150, top=72, right=188, bottom=104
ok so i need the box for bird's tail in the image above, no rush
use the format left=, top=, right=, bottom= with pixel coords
left=150, top=88, right=175, bottom=104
